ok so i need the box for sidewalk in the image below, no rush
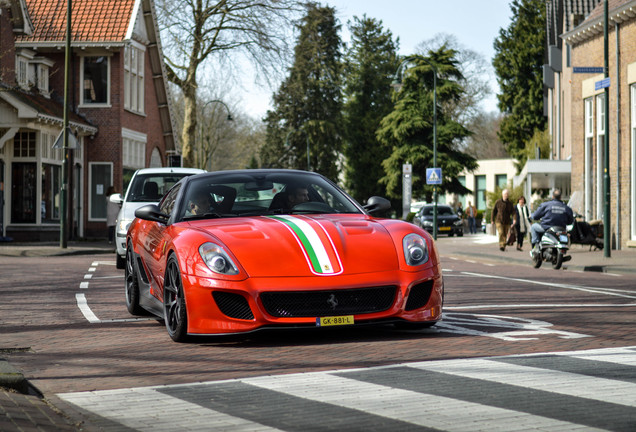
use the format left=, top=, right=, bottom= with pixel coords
left=0, top=239, right=114, bottom=257
left=435, top=232, right=636, bottom=275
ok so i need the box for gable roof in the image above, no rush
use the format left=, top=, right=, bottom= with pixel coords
left=17, top=0, right=135, bottom=45
left=0, top=83, right=97, bottom=135
left=563, top=0, right=636, bottom=44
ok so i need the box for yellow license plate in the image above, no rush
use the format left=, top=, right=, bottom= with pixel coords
left=316, top=315, right=354, bottom=327
left=439, top=226, right=451, bottom=231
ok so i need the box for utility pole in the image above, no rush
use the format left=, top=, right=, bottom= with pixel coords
left=603, top=0, right=611, bottom=257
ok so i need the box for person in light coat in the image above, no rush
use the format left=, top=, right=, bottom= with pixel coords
left=513, top=196, right=531, bottom=251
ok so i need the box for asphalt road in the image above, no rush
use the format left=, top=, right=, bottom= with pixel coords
left=1, top=240, right=635, bottom=431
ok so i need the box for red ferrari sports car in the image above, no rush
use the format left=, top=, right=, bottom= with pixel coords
left=126, top=169, right=443, bottom=341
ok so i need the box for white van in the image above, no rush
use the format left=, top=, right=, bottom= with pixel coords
left=110, top=167, right=204, bottom=268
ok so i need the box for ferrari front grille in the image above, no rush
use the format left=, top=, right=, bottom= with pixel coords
left=260, top=286, right=397, bottom=318
left=212, top=291, right=254, bottom=320
left=404, top=280, right=434, bottom=311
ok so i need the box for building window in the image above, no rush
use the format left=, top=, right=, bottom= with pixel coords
left=458, top=175, right=466, bottom=205
left=13, top=131, right=36, bottom=157
left=495, top=174, right=507, bottom=190
left=37, top=64, right=50, bottom=95
left=595, top=94, right=605, bottom=219
left=122, top=129, right=147, bottom=192
left=16, top=56, right=28, bottom=88
left=11, top=162, right=37, bottom=223
left=475, top=175, right=486, bottom=211
left=41, top=163, right=61, bottom=223
left=584, top=97, right=594, bottom=221
left=89, top=162, right=113, bottom=221
left=82, top=56, right=109, bottom=105
left=631, top=85, right=636, bottom=241
left=124, top=44, right=145, bottom=114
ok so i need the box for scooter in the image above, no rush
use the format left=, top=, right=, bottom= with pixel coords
left=568, top=217, right=604, bottom=250
left=531, top=226, right=571, bottom=270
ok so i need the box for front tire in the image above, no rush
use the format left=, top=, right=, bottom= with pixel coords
left=116, top=253, right=125, bottom=269
left=163, top=255, right=188, bottom=342
left=552, top=250, right=564, bottom=270
left=125, top=243, right=144, bottom=315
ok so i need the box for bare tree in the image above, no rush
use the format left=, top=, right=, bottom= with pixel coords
left=464, top=111, right=508, bottom=160
left=156, top=0, right=302, bottom=167
left=416, top=33, right=492, bottom=126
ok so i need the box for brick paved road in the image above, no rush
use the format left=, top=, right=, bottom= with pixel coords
left=1, top=248, right=635, bottom=430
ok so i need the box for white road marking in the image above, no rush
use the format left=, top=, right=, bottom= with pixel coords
left=408, top=357, right=636, bottom=406
left=79, top=282, right=89, bottom=289
left=60, top=387, right=283, bottom=432
left=243, top=372, right=601, bottom=432
left=461, top=270, right=636, bottom=299
left=75, top=293, right=100, bottom=323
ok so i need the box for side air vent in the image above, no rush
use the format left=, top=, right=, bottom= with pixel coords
left=404, top=280, right=434, bottom=311
left=212, top=291, right=254, bottom=320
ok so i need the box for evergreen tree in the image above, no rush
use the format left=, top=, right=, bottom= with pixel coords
left=377, top=48, right=477, bottom=201
left=261, top=3, right=342, bottom=180
left=342, top=16, right=399, bottom=203
left=493, top=0, right=547, bottom=166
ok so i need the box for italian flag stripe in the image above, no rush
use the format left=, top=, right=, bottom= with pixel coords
left=269, top=215, right=335, bottom=274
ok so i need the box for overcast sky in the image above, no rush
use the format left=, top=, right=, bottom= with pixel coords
left=237, top=0, right=514, bottom=118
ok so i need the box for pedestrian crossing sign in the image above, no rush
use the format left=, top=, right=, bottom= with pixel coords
left=426, top=168, right=442, bottom=185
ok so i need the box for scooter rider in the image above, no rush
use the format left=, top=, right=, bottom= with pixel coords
left=530, top=189, right=574, bottom=253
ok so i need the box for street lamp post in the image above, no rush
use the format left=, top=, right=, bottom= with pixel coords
left=392, top=56, right=438, bottom=240
left=200, top=99, right=233, bottom=170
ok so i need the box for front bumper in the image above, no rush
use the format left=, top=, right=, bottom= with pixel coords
left=181, top=269, right=444, bottom=335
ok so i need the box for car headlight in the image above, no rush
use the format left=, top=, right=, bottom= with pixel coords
left=453, top=220, right=463, bottom=226
left=117, top=218, right=132, bottom=236
left=199, top=242, right=239, bottom=275
left=403, top=233, right=429, bottom=266
left=422, top=220, right=433, bottom=227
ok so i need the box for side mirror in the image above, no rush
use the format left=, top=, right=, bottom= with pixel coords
left=135, top=204, right=169, bottom=224
left=363, top=196, right=391, bottom=215
left=109, top=193, right=123, bottom=204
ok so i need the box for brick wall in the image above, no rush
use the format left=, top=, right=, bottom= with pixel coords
left=569, top=16, right=636, bottom=248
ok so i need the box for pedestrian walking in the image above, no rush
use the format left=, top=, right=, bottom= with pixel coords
left=465, top=201, right=477, bottom=234
left=106, top=186, right=119, bottom=245
left=514, top=196, right=531, bottom=251
left=491, top=189, right=514, bottom=251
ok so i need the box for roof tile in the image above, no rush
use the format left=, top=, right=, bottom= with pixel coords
left=19, top=0, right=136, bottom=43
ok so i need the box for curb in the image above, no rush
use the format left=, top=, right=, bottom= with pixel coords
left=0, top=359, right=29, bottom=394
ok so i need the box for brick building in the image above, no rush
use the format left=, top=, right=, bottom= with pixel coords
left=544, top=0, right=635, bottom=249
left=0, top=0, right=178, bottom=241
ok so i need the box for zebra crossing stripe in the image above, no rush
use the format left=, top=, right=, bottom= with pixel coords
left=60, top=386, right=282, bottom=432
left=406, top=357, right=636, bottom=406
left=242, top=372, right=601, bottom=432
left=57, top=347, right=636, bottom=432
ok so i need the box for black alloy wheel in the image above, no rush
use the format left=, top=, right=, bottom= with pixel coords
left=163, top=255, right=188, bottom=342
left=125, top=243, right=143, bottom=315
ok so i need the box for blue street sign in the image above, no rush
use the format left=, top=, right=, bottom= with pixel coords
left=595, top=77, right=610, bottom=90
left=573, top=67, right=604, bottom=74
left=426, top=168, right=442, bottom=185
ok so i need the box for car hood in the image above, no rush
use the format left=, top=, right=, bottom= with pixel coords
left=188, top=215, right=401, bottom=277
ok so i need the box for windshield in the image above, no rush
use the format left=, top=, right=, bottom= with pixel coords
left=126, top=173, right=193, bottom=202
left=422, top=206, right=455, bottom=216
left=180, top=171, right=362, bottom=220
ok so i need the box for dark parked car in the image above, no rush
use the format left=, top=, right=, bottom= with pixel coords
left=413, top=204, right=464, bottom=237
